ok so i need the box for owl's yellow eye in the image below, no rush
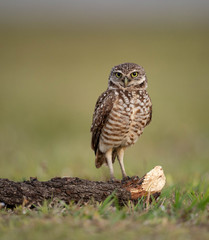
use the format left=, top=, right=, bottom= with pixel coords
left=115, top=72, right=122, bottom=78
left=131, top=72, right=138, bottom=78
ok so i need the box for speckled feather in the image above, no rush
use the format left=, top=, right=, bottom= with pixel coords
left=91, top=90, right=116, bottom=155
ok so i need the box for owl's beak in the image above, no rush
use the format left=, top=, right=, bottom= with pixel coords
left=124, top=77, right=129, bottom=87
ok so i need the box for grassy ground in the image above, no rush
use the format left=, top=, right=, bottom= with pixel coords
left=0, top=184, right=208, bottom=240
left=0, top=25, right=209, bottom=239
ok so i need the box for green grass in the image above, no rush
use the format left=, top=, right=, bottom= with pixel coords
left=0, top=24, right=209, bottom=239
left=0, top=183, right=208, bottom=240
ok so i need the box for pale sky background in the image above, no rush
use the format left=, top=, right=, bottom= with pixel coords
left=0, top=0, right=208, bottom=25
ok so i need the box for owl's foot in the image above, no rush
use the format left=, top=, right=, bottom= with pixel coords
left=109, top=177, right=121, bottom=183
left=121, top=176, right=131, bottom=183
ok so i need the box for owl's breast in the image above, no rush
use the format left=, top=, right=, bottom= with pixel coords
left=99, top=89, right=152, bottom=152
left=124, top=93, right=151, bottom=146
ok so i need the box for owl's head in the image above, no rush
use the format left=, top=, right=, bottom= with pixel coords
left=108, top=63, right=147, bottom=90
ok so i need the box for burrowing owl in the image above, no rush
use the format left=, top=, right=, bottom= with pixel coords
left=91, top=63, right=152, bottom=180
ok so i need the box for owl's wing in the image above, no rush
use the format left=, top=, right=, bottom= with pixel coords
left=145, top=94, right=152, bottom=126
left=146, top=104, right=152, bottom=126
left=91, top=90, right=116, bottom=154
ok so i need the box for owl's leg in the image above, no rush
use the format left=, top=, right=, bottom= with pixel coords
left=105, top=148, right=115, bottom=180
left=117, top=148, right=127, bottom=179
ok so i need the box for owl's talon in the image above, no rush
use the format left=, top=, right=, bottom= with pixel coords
left=122, top=176, right=131, bottom=182
left=109, top=178, right=120, bottom=183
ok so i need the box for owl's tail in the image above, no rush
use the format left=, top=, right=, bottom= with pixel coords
left=95, top=149, right=117, bottom=168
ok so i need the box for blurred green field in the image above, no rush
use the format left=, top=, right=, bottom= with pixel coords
left=0, top=25, right=208, bottom=182
left=0, top=25, right=209, bottom=240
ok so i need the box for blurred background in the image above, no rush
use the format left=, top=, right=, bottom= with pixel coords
left=0, top=0, right=208, bottom=183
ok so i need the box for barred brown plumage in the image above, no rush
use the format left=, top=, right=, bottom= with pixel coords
left=91, top=63, right=152, bottom=180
